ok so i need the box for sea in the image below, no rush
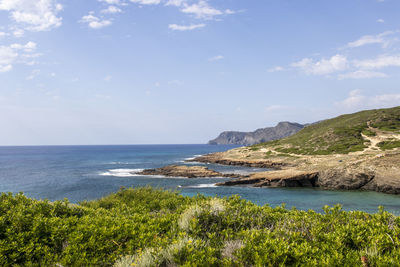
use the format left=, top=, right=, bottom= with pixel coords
left=1, top=144, right=400, bottom=214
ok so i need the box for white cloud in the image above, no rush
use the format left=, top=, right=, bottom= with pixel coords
left=0, top=0, right=63, bottom=31
left=225, top=9, right=236, bottom=15
left=11, top=41, right=37, bottom=52
left=268, top=66, right=284, bottom=72
left=377, top=19, right=384, bottom=23
left=99, top=0, right=123, bottom=4
left=0, top=46, right=17, bottom=72
left=26, top=69, right=40, bottom=80
left=0, top=32, right=6, bottom=38
left=337, top=89, right=400, bottom=110
left=0, top=41, right=38, bottom=73
left=12, top=28, right=24, bottom=37
left=338, top=70, right=388, bottom=80
left=101, top=6, right=122, bottom=13
left=80, top=13, right=112, bottom=29
left=130, top=0, right=161, bottom=5
left=347, top=31, right=395, bottom=48
left=208, top=55, right=224, bottom=62
left=291, top=54, right=348, bottom=75
left=169, top=23, right=205, bottom=31
left=353, top=55, right=400, bottom=69
left=165, top=0, right=186, bottom=7
left=181, top=1, right=224, bottom=19
left=104, top=75, right=112, bottom=82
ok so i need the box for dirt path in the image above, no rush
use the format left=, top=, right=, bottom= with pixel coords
left=359, top=124, right=400, bottom=153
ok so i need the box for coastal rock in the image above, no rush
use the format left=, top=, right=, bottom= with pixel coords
left=208, top=122, right=304, bottom=145
left=216, top=170, right=319, bottom=188
left=189, top=154, right=287, bottom=169
left=137, top=165, right=246, bottom=179
left=318, top=169, right=375, bottom=190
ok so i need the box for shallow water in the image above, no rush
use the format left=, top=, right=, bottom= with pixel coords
left=0, top=144, right=399, bottom=214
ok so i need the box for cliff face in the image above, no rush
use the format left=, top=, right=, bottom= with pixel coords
left=208, top=122, right=304, bottom=145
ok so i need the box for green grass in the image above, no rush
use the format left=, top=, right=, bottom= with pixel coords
left=251, top=106, right=400, bottom=155
left=377, top=140, right=400, bottom=150
left=362, top=129, right=377, bottom=137
left=2, top=187, right=400, bottom=266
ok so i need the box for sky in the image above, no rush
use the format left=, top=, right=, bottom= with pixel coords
left=0, top=0, right=400, bottom=145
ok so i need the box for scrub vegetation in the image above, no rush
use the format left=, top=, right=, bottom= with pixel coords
left=1, top=187, right=400, bottom=266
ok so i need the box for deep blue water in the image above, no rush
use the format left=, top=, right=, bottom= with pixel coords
left=1, top=144, right=400, bottom=214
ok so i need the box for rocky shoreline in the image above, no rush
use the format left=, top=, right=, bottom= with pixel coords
left=136, top=146, right=400, bottom=194
left=186, top=149, right=400, bottom=194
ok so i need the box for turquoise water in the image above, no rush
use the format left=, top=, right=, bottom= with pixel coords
left=0, top=145, right=399, bottom=214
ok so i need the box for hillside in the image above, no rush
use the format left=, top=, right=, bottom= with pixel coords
left=251, top=106, right=400, bottom=155
left=208, top=122, right=304, bottom=145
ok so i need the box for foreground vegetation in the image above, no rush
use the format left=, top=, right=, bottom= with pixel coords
left=1, top=187, right=400, bottom=266
left=251, top=106, right=400, bottom=155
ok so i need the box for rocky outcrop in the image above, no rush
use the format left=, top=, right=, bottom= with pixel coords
left=317, top=169, right=375, bottom=190
left=188, top=154, right=288, bottom=169
left=216, top=171, right=319, bottom=188
left=208, top=122, right=304, bottom=145
left=137, top=165, right=246, bottom=179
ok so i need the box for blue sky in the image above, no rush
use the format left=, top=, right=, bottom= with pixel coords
left=0, top=0, right=400, bottom=145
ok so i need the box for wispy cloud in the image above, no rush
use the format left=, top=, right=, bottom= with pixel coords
left=130, top=0, right=161, bottom=5
left=101, top=5, right=122, bottom=13
left=338, top=70, right=388, bottom=80
left=336, top=89, right=400, bottom=111
left=180, top=1, right=229, bottom=19
left=0, top=41, right=39, bottom=73
left=268, top=66, right=284, bottom=72
left=99, top=0, right=124, bottom=4
left=208, top=55, right=224, bottom=62
left=169, top=23, right=205, bottom=31
left=346, top=31, right=396, bottom=49
left=291, top=54, right=348, bottom=75
left=80, top=13, right=112, bottom=29
left=165, top=0, right=186, bottom=6
left=353, top=55, right=400, bottom=69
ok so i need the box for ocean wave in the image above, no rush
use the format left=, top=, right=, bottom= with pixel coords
left=100, top=169, right=144, bottom=177
left=183, top=154, right=203, bottom=161
left=109, top=162, right=134, bottom=165
left=181, top=183, right=218, bottom=188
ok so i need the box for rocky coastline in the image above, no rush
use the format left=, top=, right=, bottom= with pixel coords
left=136, top=165, right=247, bottom=179
left=185, top=149, right=400, bottom=194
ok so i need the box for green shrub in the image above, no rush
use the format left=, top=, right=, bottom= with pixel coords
left=377, top=140, right=400, bottom=150
left=1, top=188, right=400, bottom=266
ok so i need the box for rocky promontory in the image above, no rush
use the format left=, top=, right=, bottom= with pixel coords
left=136, top=165, right=247, bottom=179
left=208, top=121, right=304, bottom=145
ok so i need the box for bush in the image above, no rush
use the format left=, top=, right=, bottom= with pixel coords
left=1, top=188, right=400, bottom=266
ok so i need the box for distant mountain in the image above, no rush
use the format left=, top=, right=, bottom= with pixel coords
left=208, top=122, right=305, bottom=145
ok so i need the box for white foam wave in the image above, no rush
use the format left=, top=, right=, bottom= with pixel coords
left=183, top=154, right=203, bottom=161
left=100, top=168, right=144, bottom=177
left=184, top=183, right=218, bottom=188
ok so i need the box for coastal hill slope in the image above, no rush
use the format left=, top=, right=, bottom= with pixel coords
left=193, top=106, right=400, bottom=194
left=208, top=121, right=304, bottom=145
left=251, top=106, right=400, bottom=155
